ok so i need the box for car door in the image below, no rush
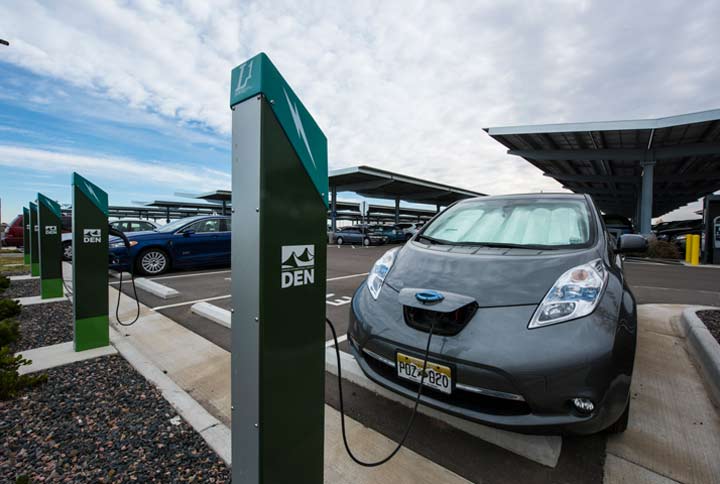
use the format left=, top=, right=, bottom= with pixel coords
left=171, top=219, right=222, bottom=266
left=218, top=218, right=231, bottom=264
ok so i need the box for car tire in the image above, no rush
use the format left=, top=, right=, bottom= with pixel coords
left=606, top=400, right=630, bottom=434
left=136, top=248, right=170, bottom=276
left=336, top=236, right=344, bottom=245
left=62, top=241, right=73, bottom=261
left=363, top=237, right=370, bottom=247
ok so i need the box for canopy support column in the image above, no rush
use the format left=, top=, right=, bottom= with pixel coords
left=639, top=161, right=655, bottom=234
left=394, top=198, right=400, bottom=224
left=331, top=185, right=337, bottom=233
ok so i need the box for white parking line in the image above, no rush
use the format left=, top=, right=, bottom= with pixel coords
left=325, top=334, right=348, bottom=347
left=153, top=294, right=231, bottom=311
left=327, top=272, right=368, bottom=282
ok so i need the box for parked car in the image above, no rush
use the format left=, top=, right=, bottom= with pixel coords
left=368, top=225, right=406, bottom=244
left=654, top=219, right=703, bottom=253
left=334, top=226, right=388, bottom=246
left=2, top=213, right=71, bottom=248
left=348, top=193, right=646, bottom=435
left=394, top=222, right=421, bottom=240
left=108, top=215, right=229, bottom=275
left=602, top=214, right=635, bottom=240
left=63, top=218, right=160, bottom=261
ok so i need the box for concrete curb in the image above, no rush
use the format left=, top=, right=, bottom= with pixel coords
left=191, top=302, right=231, bottom=328
left=8, top=274, right=39, bottom=281
left=325, top=348, right=562, bottom=468
left=14, top=294, right=69, bottom=306
left=134, top=277, right=179, bottom=299
left=680, top=306, right=720, bottom=406
left=109, top=327, right=232, bottom=465
left=17, top=341, right=117, bottom=375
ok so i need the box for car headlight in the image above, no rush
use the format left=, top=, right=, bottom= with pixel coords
left=109, top=240, right=138, bottom=249
left=529, top=259, right=608, bottom=329
left=367, top=247, right=400, bottom=299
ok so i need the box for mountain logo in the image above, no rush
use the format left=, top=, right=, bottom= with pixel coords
left=83, top=228, right=102, bottom=243
left=281, top=244, right=315, bottom=288
left=234, top=59, right=254, bottom=96
left=45, top=225, right=57, bottom=235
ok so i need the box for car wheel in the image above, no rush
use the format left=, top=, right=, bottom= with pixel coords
left=62, top=241, right=73, bottom=261
left=136, top=248, right=169, bottom=276
left=336, top=237, right=344, bottom=245
left=363, top=237, right=370, bottom=247
left=606, top=400, right=630, bottom=434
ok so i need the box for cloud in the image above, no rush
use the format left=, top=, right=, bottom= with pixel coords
left=0, top=0, right=719, bottom=217
left=0, top=144, right=230, bottom=192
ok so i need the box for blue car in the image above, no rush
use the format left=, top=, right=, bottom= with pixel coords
left=109, top=215, right=231, bottom=276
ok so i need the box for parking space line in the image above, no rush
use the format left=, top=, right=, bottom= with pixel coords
left=153, top=294, right=231, bottom=311
left=326, top=272, right=368, bottom=282
left=325, top=334, right=348, bottom=348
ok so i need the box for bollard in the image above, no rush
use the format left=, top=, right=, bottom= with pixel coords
left=690, top=234, right=700, bottom=265
left=685, top=234, right=692, bottom=263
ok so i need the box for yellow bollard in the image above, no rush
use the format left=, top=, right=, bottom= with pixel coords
left=685, top=234, right=692, bottom=263
left=690, top=234, right=700, bottom=265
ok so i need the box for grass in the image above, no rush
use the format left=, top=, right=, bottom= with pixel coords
left=0, top=254, right=28, bottom=274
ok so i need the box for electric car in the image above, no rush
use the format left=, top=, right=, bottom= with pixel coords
left=348, top=193, right=647, bottom=435
left=108, top=215, right=230, bottom=275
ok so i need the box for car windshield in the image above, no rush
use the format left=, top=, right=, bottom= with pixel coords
left=155, top=217, right=204, bottom=233
left=421, top=198, right=592, bottom=248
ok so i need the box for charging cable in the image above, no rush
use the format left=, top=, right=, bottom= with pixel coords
left=109, top=227, right=141, bottom=327
left=325, top=317, right=435, bottom=467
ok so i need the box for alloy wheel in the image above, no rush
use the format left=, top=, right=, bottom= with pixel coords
left=141, top=250, right=167, bottom=275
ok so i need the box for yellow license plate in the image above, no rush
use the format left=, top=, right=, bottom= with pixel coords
left=396, top=352, right=452, bottom=394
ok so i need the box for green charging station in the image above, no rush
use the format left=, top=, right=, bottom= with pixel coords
left=37, top=193, right=64, bottom=299
left=72, top=172, right=109, bottom=351
left=29, top=201, right=40, bottom=277
left=230, top=53, right=328, bottom=483
left=22, top=206, right=31, bottom=265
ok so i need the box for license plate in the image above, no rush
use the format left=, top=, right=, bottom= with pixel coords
left=396, top=352, right=452, bottom=394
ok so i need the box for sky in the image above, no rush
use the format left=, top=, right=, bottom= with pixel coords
left=1, top=0, right=719, bottom=225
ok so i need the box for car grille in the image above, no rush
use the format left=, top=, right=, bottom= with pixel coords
left=403, top=302, right=478, bottom=336
left=364, top=355, right=531, bottom=416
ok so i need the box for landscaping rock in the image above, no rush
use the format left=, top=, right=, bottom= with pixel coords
left=0, top=354, right=231, bottom=482
left=4, top=279, right=40, bottom=299
left=10, top=300, right=73, bottom=352
left=697, top=310, right=720, bottom=344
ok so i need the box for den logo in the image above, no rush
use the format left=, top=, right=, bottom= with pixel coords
left=281, top=244, right=315, bottom=288
left=83, top=228, right=102, bottom=244
left=45, top=226, right=57, bottom=235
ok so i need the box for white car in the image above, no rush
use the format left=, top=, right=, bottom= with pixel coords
left=62, top=218, right=160, bottom=260
left=394, top=222, right=422, bottom=240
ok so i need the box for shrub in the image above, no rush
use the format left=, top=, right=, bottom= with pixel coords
left=0, top=275, right=9, bottom=294
left=0, top=299, right=22, bottom=320
left=0, top=319, right=20, bottom=347
left=0, top=347, right=47, bottom=400
left=646, top=240, right=681, bottom=260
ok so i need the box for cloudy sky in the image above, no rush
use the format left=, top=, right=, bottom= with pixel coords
left=1, top=0, right=718, bottom=224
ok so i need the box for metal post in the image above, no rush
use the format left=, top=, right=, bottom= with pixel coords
left=639, top=161, right=655, bottom=234
left=222, top=200, right=227, bottom=216
left=331, top=185, right=337, bottom=233
left=394, top=198, right=400, bottom=224
left=436, top=203, right=441, bottom=213
left=166, top=206, right=170, bottom=223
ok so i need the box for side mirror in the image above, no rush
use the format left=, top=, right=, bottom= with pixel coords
left=183, top=229, right=196, bottom=237
left=617, top=234, right=647, bottom=253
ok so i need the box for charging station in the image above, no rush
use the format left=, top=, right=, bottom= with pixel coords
left=703, top=194, right=720, bottom=264
left=230, top=53, right=328, bottom=483
left=72, top=172, right=110, bottom=351
left=28, top=201, right=40, bottom=277
left=37, top=193, right=63, bottom=299
left=22, top=206, right=30, bottom=265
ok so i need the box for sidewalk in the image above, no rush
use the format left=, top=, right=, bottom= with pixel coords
left=108, top=284, right=471, bottom=483
left=604, top=304, right=720, bottom=484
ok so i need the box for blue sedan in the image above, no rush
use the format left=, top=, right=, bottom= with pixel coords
left=109, top=215, right=231, bottom=276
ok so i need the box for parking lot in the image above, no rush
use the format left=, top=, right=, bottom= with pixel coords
left=112, top=243, right=720, bottom=483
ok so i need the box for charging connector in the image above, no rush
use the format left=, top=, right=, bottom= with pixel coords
left=109, top=226, right=141, bottom=327
left=326, top=317, right=435, bottom=467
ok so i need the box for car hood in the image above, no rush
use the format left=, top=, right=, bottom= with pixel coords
left=384, top=241, right=601, bottom=307
left=108, top=230, right=162, bottom=243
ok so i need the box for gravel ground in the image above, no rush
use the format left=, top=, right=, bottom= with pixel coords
left=10, top=300, right=73, bottom=352
left=4, top=278, right=40, bottom=299
left=697, top=310, right=720, bottom=344
left=0, top=355, right=231, bottom=483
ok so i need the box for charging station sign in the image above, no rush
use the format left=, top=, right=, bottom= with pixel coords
left=28, top=201, right=40, bottom=277
left=37, top=193, right=63, bottom=299
left=83, top=228, right=102, bottom=243
left=281, top=244, right=315, bottom=288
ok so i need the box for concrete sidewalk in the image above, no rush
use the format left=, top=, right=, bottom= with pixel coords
left=604, top=304, right=720, bottom=484
left=108, top=285, right=471, bottom=483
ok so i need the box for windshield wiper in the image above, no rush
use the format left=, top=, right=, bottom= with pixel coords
left=416, top=234, right=450, bottom=245
left=463, top=242, right=561, bottom=250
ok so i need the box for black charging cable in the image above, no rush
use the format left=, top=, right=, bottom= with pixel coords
left=325, top=316, right=435, bottom=467
left=109, top=227, right=141, bottom=327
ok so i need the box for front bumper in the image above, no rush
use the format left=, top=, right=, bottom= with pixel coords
left=108, top=247, right=132, bottom=271
left=348, top=283, right=636, bottom=435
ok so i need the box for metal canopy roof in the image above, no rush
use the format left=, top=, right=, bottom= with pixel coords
left=485, top=109, right=720, bottom=218
left=195, top=190, right=232, bottom=202
left=329, top=165, right=484, bottom=206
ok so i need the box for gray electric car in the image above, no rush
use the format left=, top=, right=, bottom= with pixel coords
left=348, top=193, right=647, bottom=435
